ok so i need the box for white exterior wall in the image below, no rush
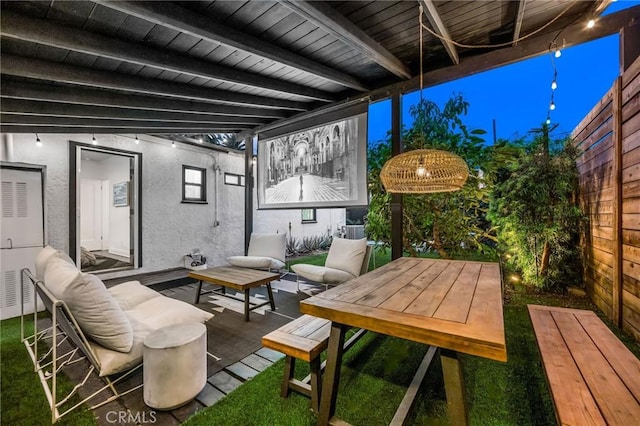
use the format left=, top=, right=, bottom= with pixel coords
left=3, top=133, right=245, bottom=279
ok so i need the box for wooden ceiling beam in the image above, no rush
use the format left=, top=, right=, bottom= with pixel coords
left=417, top=0, right=459, bottom=65
left=0, top=125, right=236, bottom=134
left=512, top=0, right=526, bottom=46
left=96, top=0, right=368, bottom=92
left=0, top=79, right=288, bottom=119
left=0, top=11, right=335, bottom=103
left=0, top=115, right=245, bottom=131
left=0, top=54, right=309, bottom=111
left=0, top=99, right=270, bottom=125
left=278, top=0, right=412, bottom=78
left=369, top=5, right=640, bottom=100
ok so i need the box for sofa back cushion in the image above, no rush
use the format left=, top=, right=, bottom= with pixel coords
left=247, top=233, right=286, bottom=263
left=325, top=238, right=367, bottom=278
left=45, top=258, right=133, bottom=352
left=35, top=245, right=74, bottom=281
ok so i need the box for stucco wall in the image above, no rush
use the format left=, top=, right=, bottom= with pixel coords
left=3, top=133, right=245, bottom=279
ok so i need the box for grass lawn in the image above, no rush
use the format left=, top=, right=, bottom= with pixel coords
left=0, top=315, right=96, bottom=425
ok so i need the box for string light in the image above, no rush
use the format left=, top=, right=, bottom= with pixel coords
left=550, top=99, right=556, bottom=111
left=172, top=140, right=176, bottom=148
left=587, top=19, right=595, bottom=29
left=135, top=134, right=139, bottom=144
left=35, top=134, right=42, bottom=147
left=545, top=43, right=560, bottom=124
left=92, top=134, right=97, bottom=145
left=554, top=48, right=561, bottom=58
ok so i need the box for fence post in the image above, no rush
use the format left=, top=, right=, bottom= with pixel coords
left=612, top=77, right=623, bottom=327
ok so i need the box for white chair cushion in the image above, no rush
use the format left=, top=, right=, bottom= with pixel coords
left=247, top=233, right=286, bottom=263
left=228, top=255, right=285, bottom=270
left=44, top=258, right=133, bottom=353
left=292, top=264, right=356, bottom=285
left=35, top=245, right=74, bottom=281
left=325, top=238, right=367, bottom=278
left=93, top=292, right=213, bottom=377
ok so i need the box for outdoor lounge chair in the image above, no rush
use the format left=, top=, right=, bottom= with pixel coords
left=292, top=238, right=372, bottom=291
left=227, top=232, right=286, bottom=272
left=21, top=246, right=212, bottom=423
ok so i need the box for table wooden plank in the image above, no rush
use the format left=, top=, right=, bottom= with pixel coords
left=466, top=263, right=504, bottom=334
left=378, top=260, right=450, bottom=312
left=188, top=266, right=279, bottom=290
left=528, top=306, right=606, bottom=425
left=434, top=262, right=481, bottom=323
left=577, top=313, right=640, bottom=403
left=405, top=261, right=464, bottom=317
left=356, top=259, right=437, bottom=308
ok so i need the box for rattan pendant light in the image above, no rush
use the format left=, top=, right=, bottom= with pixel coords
left=380, top=6, right=469, bottom=194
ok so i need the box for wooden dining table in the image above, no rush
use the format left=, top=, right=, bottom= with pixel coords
left=299, top=257, right=507, bottom=425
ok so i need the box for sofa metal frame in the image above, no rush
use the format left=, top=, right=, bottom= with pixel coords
left=20, top=268, right=142, bottom=423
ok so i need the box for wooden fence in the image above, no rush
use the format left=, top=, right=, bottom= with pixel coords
left=574, top=55, right=640, bottom=341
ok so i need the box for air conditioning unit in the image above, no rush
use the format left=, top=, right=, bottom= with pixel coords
left=345, top=225, right=365, bottom=240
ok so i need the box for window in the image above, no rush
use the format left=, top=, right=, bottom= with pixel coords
left=224, top=173, right=245, bottom=186
left=182, top=166, right=207, bottom=203
left=301, top=208, right=316, bottom=223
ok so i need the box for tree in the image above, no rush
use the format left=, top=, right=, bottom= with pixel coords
left=366, top=95, right=495, bottom=258
left=488, top=124, right=583, bottom=292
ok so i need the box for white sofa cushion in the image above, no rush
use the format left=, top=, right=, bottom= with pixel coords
left=35, top=245, right=74, bottom=281
left=248, top=233, right=286, bottom=263
left=292, top=263, right=356, bottom=285
left=94, top=281, right=213, bottom=376
left=44, top=258, right=133, bottom=353
left=228, top=255, right=285, bottom=270
left=325, top=238, right=367, bottom=277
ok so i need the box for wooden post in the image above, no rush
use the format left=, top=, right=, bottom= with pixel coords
left=620, top=20, right=640, bottom=73
left=441, top=349, right=468, bottom=426
left=612, top=77, right=623, bottom=327
left=244, top=137, right=253, bottom=255
left=391, top=93, right=403, bottom=260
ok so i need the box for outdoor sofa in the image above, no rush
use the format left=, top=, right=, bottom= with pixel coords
left=21, top=246, right=212, bottom=423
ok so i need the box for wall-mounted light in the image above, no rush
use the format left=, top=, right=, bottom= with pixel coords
left=135, top=135, right=140, bottom=144
left=92, top=134, right=98, bottom=145
left=35, top=134, right=42, bottom=147
left=252, top=156, right=257, bottom=165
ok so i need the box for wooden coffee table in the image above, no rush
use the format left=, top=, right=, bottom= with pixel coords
left=188, top=266, right=280, bottom=321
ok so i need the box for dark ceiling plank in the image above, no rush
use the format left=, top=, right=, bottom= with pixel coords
left=369, top=4, right=640, bottom=100
left=0, top=99, right=270, bottom=125
left=95, top=0, right=368, bottom=91
left=0, top=79, right=288, bottom=118
left=0, top=125, right=239, bottom=134
left=512, top=0, right=526, bottom=45
left=0, top=54, right=309, bottom=111
left=278, top=0, right=412, bottom=79
left=0, top=11, right=335, bottom=102
left=417, top=0, right=459, bottom=65
left=0, top=115, right=245, bottom=131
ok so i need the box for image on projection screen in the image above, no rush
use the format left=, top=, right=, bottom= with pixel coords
left=257, top=113, right=367, bottom=209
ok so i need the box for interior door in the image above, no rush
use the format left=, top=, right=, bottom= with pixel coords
left=80, top=179, right=104, bottom=251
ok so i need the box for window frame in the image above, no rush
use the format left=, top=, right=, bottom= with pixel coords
left=182, top=165, right=207, bottom=204
left=301, top=208, right=317, bottom=224
left=224, top=172, right=245, bottom=187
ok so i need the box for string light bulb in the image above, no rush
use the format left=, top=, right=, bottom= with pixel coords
left=587, top=19, right=595, bottom=29
left=92, top=134, right=97, bottom=145
left=549, top=101, right=556, bottom=111
left=554, top=48, right=561, bottom=58
left=546, top=117, right=551, bottom=125
left=551, top=80, right=557, bottom=90
left=35, top=134, right=42, bottom=147
left=172, top=140, right=176, bottom=148
left=135, top=135, right=139, bottom=144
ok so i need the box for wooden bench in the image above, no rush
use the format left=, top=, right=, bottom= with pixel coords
left=262, top=314, right=365, bottom=412
left=528, top=305, right=640, bottom=425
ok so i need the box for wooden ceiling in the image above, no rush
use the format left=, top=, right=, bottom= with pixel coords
left=0, top=0, right=636, bottom=139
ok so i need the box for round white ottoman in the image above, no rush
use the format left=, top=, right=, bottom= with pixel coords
left=143, top=322, right=207, bottom=410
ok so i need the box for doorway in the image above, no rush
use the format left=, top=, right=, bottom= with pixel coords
left=69, top=142, right=142, bottom=273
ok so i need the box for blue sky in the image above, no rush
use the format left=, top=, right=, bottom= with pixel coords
left=368, top=0, right=638, bottom=145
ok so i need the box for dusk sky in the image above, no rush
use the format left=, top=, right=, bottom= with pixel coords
left=367, top=0, right=639, bottom=146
